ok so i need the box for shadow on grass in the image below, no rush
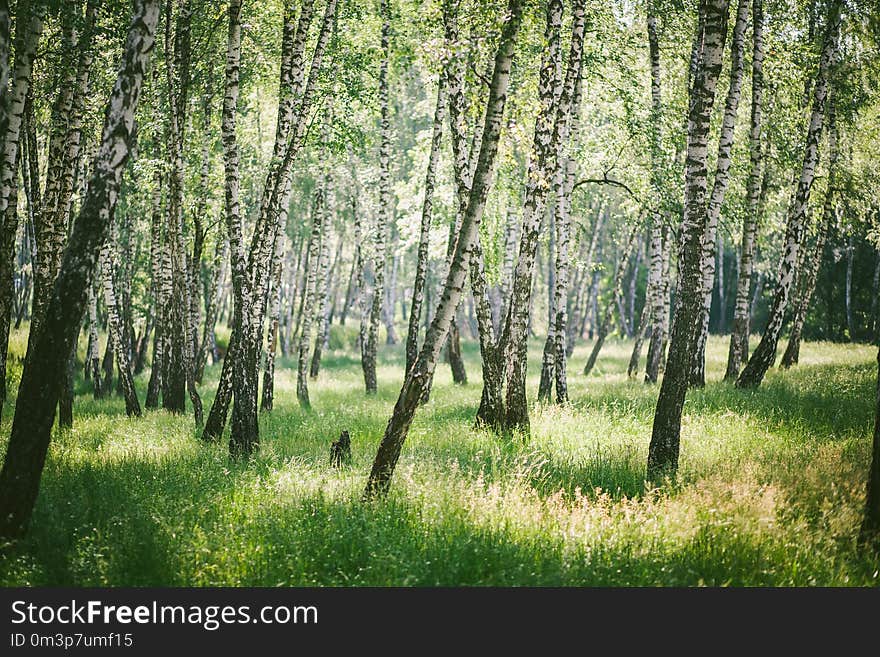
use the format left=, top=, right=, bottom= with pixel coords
left=5, top=465, right=873, bottom=585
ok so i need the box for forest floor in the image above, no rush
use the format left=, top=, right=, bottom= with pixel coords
left=1, top=327, right=879, bottom=586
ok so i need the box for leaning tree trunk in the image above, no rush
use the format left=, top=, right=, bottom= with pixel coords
left=647, top=0, right=730, bottom=480
left=211, top=0, right=333, bottom=453
left=443, top=0, right=511, bottom=424
left=690, top=0, right=749, bottom=388
left=365, top=0, right=523, bottom=498
left=0, top=0, right=159, bottom=541
left=736, top=0, right=840, bottom=389
left=362, top=0, right=392, bottom=395
left=405, top=72, right=445, bottom=374
left=99, top=232, right=140, bottom=417
left=780, top=103, right=839, bottom=369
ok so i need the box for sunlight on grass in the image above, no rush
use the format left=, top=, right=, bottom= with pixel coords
left=1, top=326, right=878, bottom=586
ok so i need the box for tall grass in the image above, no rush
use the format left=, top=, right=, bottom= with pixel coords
left=1, top=327, right=878, bottom=586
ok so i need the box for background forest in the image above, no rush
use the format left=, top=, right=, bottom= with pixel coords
left=1, top=0, right=879, bottom=586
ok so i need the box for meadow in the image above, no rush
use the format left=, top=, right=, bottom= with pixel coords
left=1, top=326, right=878, bottom=586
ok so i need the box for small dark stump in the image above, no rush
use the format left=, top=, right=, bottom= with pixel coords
left=330, top=430, right=352, bottom=468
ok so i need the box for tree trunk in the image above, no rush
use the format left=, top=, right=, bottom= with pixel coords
left=405, top=73, right=445, bottom=374
left=86, top=282, right=103, bottom=398
left=198, top=237, right=227, bottom=382
left=260, top=234, right=285, bottom=411
left=0, top=1, right=42, bottom=419
left=781, top=104, right=838, bottom=368
left=736, top=0, right=840, bottom=389
left=642, top=0, right=670, bottom=385
left=145, top=171, right=164, bottom=408
left=309, top=214, right=334, bottom=380
left=568, top=203, right=605, bottom=356
left=690, top=0, right=749, bottom=388
left=297, top=190, right=325, bottom=408
left=0, top=0, right=159, bottom=541
left=647, top=0, right=730, bottom=479
left=502, top=0, right=584, bottom=435
left=383, top=232, right=400, bottom=345
left=547, top=47, right=585, bottom=403
left=99, top=233, right=140, bottom=417
left=362, top=0, right=392, bottom=395
left=311, top=229, right=340, bottom=379
left=365, top=0, right=523, bottom=498
left=219, top=0, right=258, bottom=454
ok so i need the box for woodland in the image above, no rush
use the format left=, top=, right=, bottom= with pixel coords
left=0, top=0, right=879, bottom=586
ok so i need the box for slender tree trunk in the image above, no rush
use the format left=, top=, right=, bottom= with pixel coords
left=99, top=232, right=141, bottom=417
left=647, top=0, right=730, bottom=479
left=86, top=282, right=103, bottom=398
left=362, top=0, right=392, bottom=395
left=502, top=0, right=584, bottom=434
left=781, top=105, right=839, bottom=368
left=405, top=73, right=445, bottom=374
left=0, top=1, right=42, bottom=419
left=0, top=0, right=159, bottom=540
left=365, top=0, right=523, bottom=498
left=383, top=231, right=399, bottom=345
left=309, top=215, right=333, bottom=379
left=642, top=0, right=670, bottom=385
left=690, top=0, right=749, bottom=387
left=198, top=237, right=227, bottom=382
left=260, top=234, right=285, bottom=411
left=548, top=46, right=585, bottom=403
left=297, top=190, right=325, bottom=409
left=737, top=0, right=840, bottom=389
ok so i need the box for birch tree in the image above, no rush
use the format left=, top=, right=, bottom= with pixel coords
left=690, top=0, right=749, bottom=387
left=365, top=0, right=524, bottom=497
left=0, top=0, right=42, bottom=418
left=362, top=0, right=392, bottom=395
left=0, top=0, right=160, bottom=540
left=724, top=0, right=764, bottom=381
left=736, top=0, right=841, bottom=389
left=647, top=0, right=730, bottom=479
left=780, top=102, right=839, bottom=369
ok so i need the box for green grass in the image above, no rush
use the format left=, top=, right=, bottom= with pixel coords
left=1, top=326, right=879, bottom=586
